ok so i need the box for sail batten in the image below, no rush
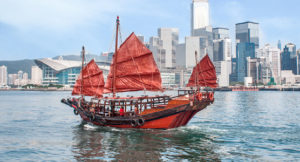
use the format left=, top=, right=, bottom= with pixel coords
left=72, top=59, right=105, bottom=97
left=187, top=55, right=218, bottom=88
left=104, top=32, right=162, bottom=93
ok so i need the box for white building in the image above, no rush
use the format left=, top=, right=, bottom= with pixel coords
left=0, top=65, right=7, bottom=86
left=158, top=28, right=179, bottom=68
left=160, top=72, right=176, bottom=88
left=257, top=44, right=281, bottom=84
left=31, top=66, right=43, bottom=85
left=149, top=36, right=163, bottom=68
left=151, top=28, right=179, bottom=69
left=214, top=61, right=231, bottom=87
left=191, top=0, right=210, bottom=34
left=8, top=74, right=18, bottom=85
left=281, top=70, right=300, bottom=85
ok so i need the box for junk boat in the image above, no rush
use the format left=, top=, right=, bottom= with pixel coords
left=61, top=17, right=218, bottom=129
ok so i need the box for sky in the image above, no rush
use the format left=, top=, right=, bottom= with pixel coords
left=0, top=0, right=299, bottom=60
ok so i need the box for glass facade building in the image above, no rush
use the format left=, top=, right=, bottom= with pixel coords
left=35, top=58, right=109, bottom=86
left=236, top=22, right=259, bottom=49
left=236, top=43, right=255, bottom=82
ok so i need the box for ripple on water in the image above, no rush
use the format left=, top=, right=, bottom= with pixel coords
left=0, top=91, right=300, bottom=161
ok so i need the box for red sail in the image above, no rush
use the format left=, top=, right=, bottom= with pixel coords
left=72, top=59, right=104, bottom=97
left=187, top=55, right=218, bottom=88
left=104, top=32, right=162, bottom=93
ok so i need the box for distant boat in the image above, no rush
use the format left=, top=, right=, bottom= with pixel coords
left=61, top=16, right=217, bottom=129
left=232, top=86, right=259, bottom=91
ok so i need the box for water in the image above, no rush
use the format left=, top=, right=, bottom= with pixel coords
left=0, top=91, right=300, bottom=161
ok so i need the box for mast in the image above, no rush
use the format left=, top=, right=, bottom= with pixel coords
left=80, top=46, right=85, bottom=99
left=195, top=51, right=199, bottom=91
left=113, top=16, right=120, bottom=98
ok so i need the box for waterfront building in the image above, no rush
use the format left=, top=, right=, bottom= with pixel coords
left=257, top=44, right=281, bottom=84
left=8, top=74, right=18, bottom=85
left=160, top=72, right=176, bottom=88
left=31, top=66, right=43, bottom=85
left=236, top=21, right=259, bottom=49
left=0, top=65, right=7, bottom=86
left=191, top=0, right=210, bottom=34
left=281, top=43, right=298, bottom=75
left=246, top=57, right=261, bottom=85
left=281, top=70, right=300, bottom=85
left=230, top=58, right=237, bottom=83
left=214, top=61, right=231, bottom=87
left=35, top=58, right=110, bottom=86
left=236, top=42, right=255, bottom=82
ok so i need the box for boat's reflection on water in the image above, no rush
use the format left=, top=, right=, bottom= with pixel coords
left=71, top=121, right=220, bottom=161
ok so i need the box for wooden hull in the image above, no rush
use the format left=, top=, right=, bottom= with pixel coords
left=62, top=95, right=213, bottom=129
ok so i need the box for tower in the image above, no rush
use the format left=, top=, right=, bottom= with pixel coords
left=191, top=0, right=210, bottom=35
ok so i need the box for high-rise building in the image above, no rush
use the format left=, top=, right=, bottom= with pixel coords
left=246, top=57, right=261, bottom=84
left=157, top=28, right=179, bottom=68
left=281, top=43, right=298, bottom=75
left=192, top=26, right=214, bottom=60
left=213, top=28, right=230, bottom=40
left=0, top=65, right=7, bottom=86
left=214, top=61, right=231, bottom=87
left=191, top=0, right=210, bottom=35
left=213, top=38, right=231, bottom=62
left=277, top=40, right=282, bottom=51
left=31, top=66, right=43, bottom=85
left=257, top=44, right=281, bottom=84
left=236, top=21, right=259, bottom=49
left=285, top=43, right=296, bottom=57
left=148, top=36, right=163, bottom=68
left=236, top=42, right=255, bottom=82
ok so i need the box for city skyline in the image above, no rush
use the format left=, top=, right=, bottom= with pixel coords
left=0, top=0, right=300, bottom=60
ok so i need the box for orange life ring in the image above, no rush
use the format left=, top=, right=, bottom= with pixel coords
left=198, top=93, right=203, bottom=101
left=209, top=92, right=214, bottom=101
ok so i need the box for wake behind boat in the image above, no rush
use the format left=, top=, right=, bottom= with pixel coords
left=61, top=16, right=218, bottom=129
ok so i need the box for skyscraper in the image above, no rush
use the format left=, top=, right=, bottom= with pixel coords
left=277, top=40, right=282, bottom=51
left=236, top=21, right=259, bottom=49
left=236, top=43, right=255, bottom=82
left=191, top=0, right=210, bottom=35
left=281, top=43, right=298, bottom=75
left=213, top=28, right=231, bottom=62
left=158, top=28, right=179, bottom=68
left=257, top=44, right=281, bottom=84
left=213, top=28, right=229, bottom=40
left=0, top=65, right=7, bottom=86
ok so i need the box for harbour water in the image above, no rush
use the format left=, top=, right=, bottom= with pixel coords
left=0, top=91, right=299, bottom=161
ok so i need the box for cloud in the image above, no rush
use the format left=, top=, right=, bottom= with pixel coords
left=0, top=0, right=170, bottom=32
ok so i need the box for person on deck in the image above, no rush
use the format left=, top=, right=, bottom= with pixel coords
left=119, top=107, right=125, bottom=116
left=134, top=105, right=139, bottom=116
